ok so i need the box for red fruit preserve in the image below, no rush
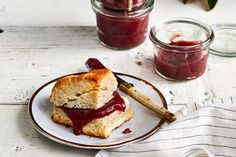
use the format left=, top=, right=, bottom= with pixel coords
left=96, top=13, right=149, bottom=49
left=91, top=0, right=154, bottom=49
left=154, top=40, right=209, bottom=80
left=149, top=18, right=214, bottom=80
left=100, top=0, right=145, bottom=9
left=122, top=128, right=132, bottom=134
left=61, top=91, right=125, bottom=135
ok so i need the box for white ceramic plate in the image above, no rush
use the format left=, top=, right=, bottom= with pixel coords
left=28, top=72, right=167, bottom=149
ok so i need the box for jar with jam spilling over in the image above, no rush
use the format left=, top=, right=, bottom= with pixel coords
left=91, top=0, right=154, bottom=49
left=100, top=0, right=146, bottom=10
left=149, top=18, right=214, bottom=80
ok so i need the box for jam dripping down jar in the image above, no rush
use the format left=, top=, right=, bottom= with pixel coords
left=91, top=0, right=154, bottom=49
left=149, top=18, right=214, bottom=80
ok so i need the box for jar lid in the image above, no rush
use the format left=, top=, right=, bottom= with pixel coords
left=210, top=24, right=236, bottom=57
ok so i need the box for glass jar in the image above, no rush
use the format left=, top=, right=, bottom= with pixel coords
left=210, top=24, right=236, bottom=57
left=149, top=18, right=214, bottom=80
left=91, top=0, right=154, bottom=49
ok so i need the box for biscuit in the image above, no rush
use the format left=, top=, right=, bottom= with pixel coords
left=52, top=97, right=134, bottom=138
left=50, top=69, right=117, bottom=109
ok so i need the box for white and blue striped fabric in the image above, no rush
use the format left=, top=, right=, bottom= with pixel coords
left=96, top=97, right=236, bottom=157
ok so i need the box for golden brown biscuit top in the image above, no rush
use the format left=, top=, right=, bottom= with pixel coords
left=54, top=69, right=112, bottom=89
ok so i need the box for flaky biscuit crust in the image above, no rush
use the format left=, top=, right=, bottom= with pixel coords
left=50, top=69, right=117, bottom=109
left=52, top=97, right=134, bottom=138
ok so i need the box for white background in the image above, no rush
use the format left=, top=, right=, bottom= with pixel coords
left=0, top=0, right=235, bottom=26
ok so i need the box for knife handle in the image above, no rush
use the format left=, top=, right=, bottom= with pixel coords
left=119, top=83, right=176, bottom=123
left=85, top=58, right=176, bottom=122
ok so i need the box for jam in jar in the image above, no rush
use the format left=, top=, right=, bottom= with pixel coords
left=149, top=18, right=214, bottom=80
left=100, top=0, right=145, bottom=10
left=91, top=0, right=154, bottom=49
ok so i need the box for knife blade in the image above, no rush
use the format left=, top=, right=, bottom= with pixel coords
left=85, top=58, right=176, bottom=123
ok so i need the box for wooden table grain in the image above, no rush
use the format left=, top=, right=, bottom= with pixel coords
left=0, top=26, right=236, bottom=156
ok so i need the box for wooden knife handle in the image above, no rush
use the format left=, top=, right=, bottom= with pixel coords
left=119, top=83, right=176, bottom=123
left=85, top=58, right=176, bottom=122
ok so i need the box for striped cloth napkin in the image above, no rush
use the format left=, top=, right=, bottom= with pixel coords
left=95, top=97, right=236, bottom=157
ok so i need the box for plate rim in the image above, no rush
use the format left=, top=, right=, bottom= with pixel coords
left=28, top=72, right=167, bottom=149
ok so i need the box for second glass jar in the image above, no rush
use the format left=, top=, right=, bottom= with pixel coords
left=149, top=18, right=214, bottom=80
left=91, top=0, right=154, bottom=49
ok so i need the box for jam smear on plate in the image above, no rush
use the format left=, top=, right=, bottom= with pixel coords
left=122, top=128, right=132, bottom=134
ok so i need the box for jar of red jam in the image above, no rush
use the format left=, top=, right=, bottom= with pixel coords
left=149, top=18, right=214, bottom=80
left=91, top=0, right=154, bottom=49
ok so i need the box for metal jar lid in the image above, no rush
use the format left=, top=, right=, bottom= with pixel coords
left=210, top=24, right=236, bottom=57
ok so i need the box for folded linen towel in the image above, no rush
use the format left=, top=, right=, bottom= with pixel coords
left=96, top=97, right=236, bottom=157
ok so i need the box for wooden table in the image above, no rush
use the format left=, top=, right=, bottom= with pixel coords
left=0, top=26, right=236, bottom=156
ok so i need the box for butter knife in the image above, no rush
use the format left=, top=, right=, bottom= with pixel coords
left=85, top=58, right=176, bottom=123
